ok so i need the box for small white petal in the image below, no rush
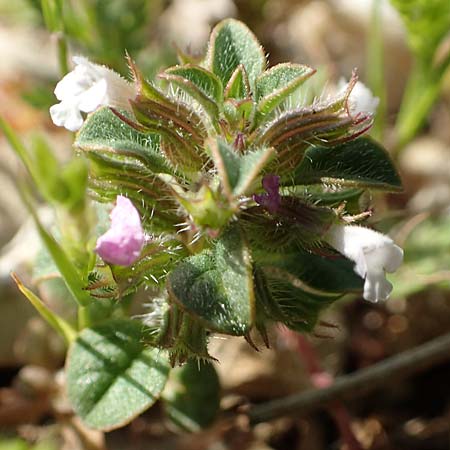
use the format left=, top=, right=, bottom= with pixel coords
left=364, top=271, right=393, bottom=303
left=326, top=225, right=403, bottom=302
left=349, top=81, right=379, bottom=115
left=384, top=245, right=404, bottom=273
left=54, top=70, right=87, bottom=101
left=338, top=79, right=379, bottom=115
left=49, top=100, right=84, bottom=131
left=78, top=79, right=108, bottom=113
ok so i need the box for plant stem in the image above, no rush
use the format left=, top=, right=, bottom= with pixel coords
left=57, top=33, right=69, bottom=75
left=278, top=328, right=363, bottom=450
left=249, top=331, right=450, bottom=424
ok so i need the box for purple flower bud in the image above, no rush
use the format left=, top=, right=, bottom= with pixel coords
left=95, top=195, right=144, bottom=266
left=253, top=174, right=281, bottom=214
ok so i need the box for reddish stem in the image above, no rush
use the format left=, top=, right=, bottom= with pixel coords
left=278, top=327, right=363, bottom=450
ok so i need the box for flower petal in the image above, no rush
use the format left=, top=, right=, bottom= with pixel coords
left=384, top=244, right=404, bottom=273
left=326, top=224, right=403, bottom=302
left=95, top=196, right=144, bottom=266
left=364, top=271, right=393, bottom=303
left=78, top=79, right=109, bottom=113
left=49, top=100, right=84, bottom=132
left=349, top=81, right=379, bottom=115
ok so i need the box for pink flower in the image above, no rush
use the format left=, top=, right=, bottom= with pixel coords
left=95, top=196, right=144, bottom=266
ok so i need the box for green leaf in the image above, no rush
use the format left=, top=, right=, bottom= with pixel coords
left=210, top=139, right=274, bottom=199
left=206, top=18, right=266, bottom=91
left=66, top=319, right=170, bottom=431
left=168, top=225, right=255, bottom=335
left=162, top=360, right=220, bottom=431
left=223, top=98, right=254, bottom=128
left=41, top=0, right=63, bottom=32
left=256, top=249, right=364, bottom=294
left=255, top=63, right=315, bottom=117
left=390, top=0, right=450, bottom=62
left=129, top=98, right=207, bottom=173
left=303, top=188, right=365, bottom=207
left=253, top=246, right=363, bottom=332
left=59, top=158, right=88, bottom=211
left=21, top=193, right=92, bottom=307
left=251, top=105, right=361, bottom=174
left=224, top=65, right=250, bottom=100
left=75, top=107, right=172, bottom=175
left=12, top=273, right=76, bottom=344
left=261, top=270, right=339, bottom=332
left=162, top=65, right=223, bottom=119
left=293, top=137, right=402, bottom=191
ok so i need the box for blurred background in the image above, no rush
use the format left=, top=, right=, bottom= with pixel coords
left=0, top=0, right=450, bottom=449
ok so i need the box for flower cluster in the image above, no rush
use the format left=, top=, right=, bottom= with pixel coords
left=50, top=20, right=404, bottom=358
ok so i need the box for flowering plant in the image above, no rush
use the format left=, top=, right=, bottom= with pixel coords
left=12, top=19, right=403, bottom=432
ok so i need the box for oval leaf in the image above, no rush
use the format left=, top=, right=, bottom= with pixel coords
left=210, top=138, right=274, bottom=199
left=293, top=137, right=403, bottom=191
left=257, top=249, right=364, bottom=294
left=75, top=107, right=172, bottom=175
left=66, top=319, right=170, bottom=431
left=168, top=226, right=255, bottom=335
left=164, top=65, right=223, bottom=104
left=206, top=18, right=266, bottom=91
left=162, top=360, right=220, bottom=431
left=256, top=63, right=315, bottom=117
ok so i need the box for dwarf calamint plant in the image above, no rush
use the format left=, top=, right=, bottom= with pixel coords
left=27, top=19, right=404, bottom=431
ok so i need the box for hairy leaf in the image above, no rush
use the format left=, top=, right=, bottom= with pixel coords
left=210, top=138, right=274, bottom=199
left=161, top=65, right=223, bottom=121
left=293, top=137, right=402, bottom=191
left=206, top=18, right=266, bottom=90
left=168, top=226, right=255, bottom=335
left=255, top=63, right=315, bottom=118
left=75, top=107, right=172, bottom=174
left=66, top=319, right=170, bottom=431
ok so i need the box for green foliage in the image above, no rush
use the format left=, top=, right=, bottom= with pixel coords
left=162, top=360, right=220, bottom=431
left=206, top=18, right=266, bottom=91
left=390, top=0, right=450, bottom=63
left=162, top=66, right=223, bottom=121
left=255, top=63, right=315, bottom=118
left=0, top=438, right=56, bottom=450
left=210, top=138, right=274, bottom=198
left=293, top=137, right=402, bottom=191
left=75, top=107, right=171, bottom=174
left=253, top=247, right=363, bottom=331
left=66, top=319, right=170, bottom=430
left=391, top=0, right=450, bottom=150
left=168, top=226, right=255, bottom=336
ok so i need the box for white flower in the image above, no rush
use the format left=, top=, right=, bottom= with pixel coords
left=326, top=225, right=403, bottom=302
left=50, top=56, right=135, bottom=132
left=339, top=79, right=379, bottom=115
